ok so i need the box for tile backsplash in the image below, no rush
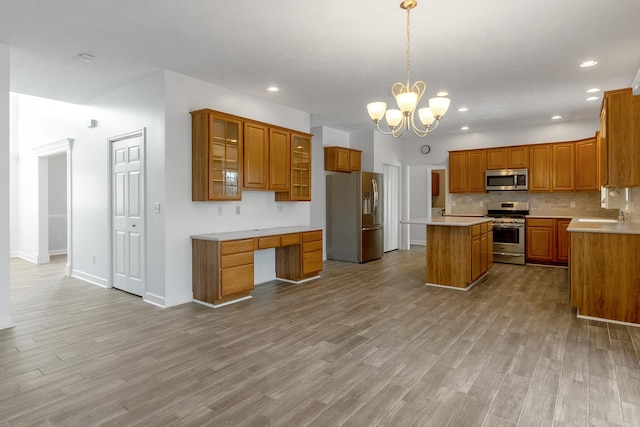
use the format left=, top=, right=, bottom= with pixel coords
left=629, top=187, right=640, bottom=223
left=450, top=191, right=619, bottom=218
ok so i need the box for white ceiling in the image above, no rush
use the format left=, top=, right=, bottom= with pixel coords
left=1, top=0, right=640, bottom=135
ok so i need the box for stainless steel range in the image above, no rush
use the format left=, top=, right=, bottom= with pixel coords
left=487, top=201, right=529, bottom=265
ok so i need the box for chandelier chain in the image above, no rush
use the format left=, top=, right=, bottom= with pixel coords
left=406, top=6, right=411, bottom=85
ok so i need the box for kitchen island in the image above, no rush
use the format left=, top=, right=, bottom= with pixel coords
left=404, top=217, right=494, bottom=290
left=568, top=218, right=640, bottom=325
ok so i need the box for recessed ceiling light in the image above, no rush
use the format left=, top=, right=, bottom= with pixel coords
left=457, top=107, right=469, bottom=112
left=586, top=88, right=601, bottom=93
left=266, top=86, right=279, bottom=93
left=579, top=60, right=598, bottom=68
left=77, top=53, right=96, bottom=63
left=461, top=126, right=469, bottom=130
left=551, top=115, right=562, bottom=120
left=436, top=91, right=449, bottom=97
left=586, top=96, right=600, bottom=101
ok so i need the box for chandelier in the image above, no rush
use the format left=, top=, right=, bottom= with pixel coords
left=367, top=0, right=450, bottom=138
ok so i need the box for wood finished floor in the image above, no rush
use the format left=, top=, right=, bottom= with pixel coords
left=3, top=250, right=640, bottom=426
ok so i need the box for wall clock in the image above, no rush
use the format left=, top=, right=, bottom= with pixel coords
left=420, top=144, right=431, bottom=154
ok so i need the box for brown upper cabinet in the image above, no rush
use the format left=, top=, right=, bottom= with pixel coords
left=529, top=144, right=552, bottom=192
left=486, top=146, right=529, bottom=170
left=324, top=146, right=362, bottom=172
left=551, top=142, right=575, bottom=191
left=600, top=88, right=640, bottom=187
left=191, top=109, right=243, bottom=201
left=276, top=132, right=312, bottom=201
left=192, top=108, right=311, bottom=201
left=575, top=136, right=599, bottom=191
left=449, top=149, right=486, bottom=193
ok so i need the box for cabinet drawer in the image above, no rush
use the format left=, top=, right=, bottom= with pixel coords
left=303, top=240, right=323, bottom=253
left=258, top=235, right=281, bottom=249
left=527, top=218, right=554, bottom=227
left=281, top=233, right=300, bottom=246
left=221, top=252, right=253, bottom=269
left=221, top=264, right=254, bottom=297
left=302, top=230, right=322, bottom=243
left=221, top=239, right=255, bottom=255
left=302, top=251, right=323, bottom=275
left=471, top=224, right=481, bottom=236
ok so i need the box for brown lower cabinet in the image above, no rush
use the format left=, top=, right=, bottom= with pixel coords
left=525, top=217, right=570, bottom=265
left=192, top=229, right=323, bottom=306
left=571, top=231, right=640, bottom=324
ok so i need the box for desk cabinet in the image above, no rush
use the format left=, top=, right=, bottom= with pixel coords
left=193, top=228, right=323, bottom=306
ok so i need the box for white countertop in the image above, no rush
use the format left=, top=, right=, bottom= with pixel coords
left=402, top=217, right=493, bottom=227
left=191, top=226, right=323, bottom=241
left=567, top=219, right=640, bottom=235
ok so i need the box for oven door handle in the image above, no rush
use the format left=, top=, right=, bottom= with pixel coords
left=493, top=252, right=524, bottom=257
left=493, top=223, right=524, bottom=228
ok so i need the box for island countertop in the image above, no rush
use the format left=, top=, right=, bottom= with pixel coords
left=567, top=219, right=640, bottom=235
left=402, top=217, right=494, bottom=227
left=191, top=226, right=323, bottom=241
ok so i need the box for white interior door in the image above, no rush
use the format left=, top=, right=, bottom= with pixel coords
left=111, top=130, right=145, bottom=296
left=383, top=164, right=400, bottom=252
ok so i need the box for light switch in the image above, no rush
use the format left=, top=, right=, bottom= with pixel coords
left=153, top=202, right=161, bottom=214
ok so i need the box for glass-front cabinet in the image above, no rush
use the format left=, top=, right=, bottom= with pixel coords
left=290, top=133, right=311, bottom=201
left=191, top=109, right=243, bottom=201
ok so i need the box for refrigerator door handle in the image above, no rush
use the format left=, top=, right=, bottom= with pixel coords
left=371, top=179, right=378, bottom=217
left=362, top=226, right=382, bottom=231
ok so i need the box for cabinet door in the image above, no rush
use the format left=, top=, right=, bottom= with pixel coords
left=556, top=219, right=570, bottom=263
left=529, top=144, right=551, bottom=191
left=468, top=150, right=487, bottom=193
left=575, top=137, right=598, bottom=191
left=603, top=88, right=640, bottom=187
left=552, top=142, right=575, bottom=191
left=480, top=231, right=488, bottom=274
left=191, top=111, right=242, bottom=201
left=526, top=219, right=554, bottom=262
left=269, top=128, right=290, bottom=191
left=291, top=133, right=312, bottom=201
left=486, top=148, right=507, bottom=170
left=471, top=234, right=481, bottom=281
left=597, top=130, right=607, bottom=188
left=349, top=150, right=362, bottom=171
left=336, top=147, right=350, bottom=171
left=243, top=121, right=268, bottom=189
left=508, top=146, right=529, bottom=169
left=449, top=151, right=467, bottom=193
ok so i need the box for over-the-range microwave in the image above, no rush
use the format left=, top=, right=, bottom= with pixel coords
left=485, top=169, right=528, bottom=191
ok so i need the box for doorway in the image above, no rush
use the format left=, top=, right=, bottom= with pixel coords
left=110, top=129, right=146, bottom=297
left=383, top=164, right=400, bottom=252
left=405, top=164, right=447, bottom=247
left=33, top=138, right=73, bottom=275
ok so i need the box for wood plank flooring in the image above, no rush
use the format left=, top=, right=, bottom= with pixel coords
left=2, top=249, right=640, bottom=426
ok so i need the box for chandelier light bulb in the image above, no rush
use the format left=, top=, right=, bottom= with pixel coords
left=396, top=91, right=419, bottom=113
left=429, top=97, right=451, bottom=118
left=385, top=109, right=403, bottom=128
left=367, top=102, right=387, bottom=122
left=418, top=108, right=435, bottom=126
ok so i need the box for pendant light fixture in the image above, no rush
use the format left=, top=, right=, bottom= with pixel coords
left=367, top=0, right=450, bottom=138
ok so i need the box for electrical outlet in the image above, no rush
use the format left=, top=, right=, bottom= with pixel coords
left=451, top=201, right=457, bottom=207
left=217, top=206, right=223, bottom=216
left=56, top=234, right=62, bottom=241
left=235, top=206, right=241, bottom=215
left=570, top=201, right=576, bottom=208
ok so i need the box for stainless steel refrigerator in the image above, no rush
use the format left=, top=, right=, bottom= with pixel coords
left=326, top=171, right=384, bottom=263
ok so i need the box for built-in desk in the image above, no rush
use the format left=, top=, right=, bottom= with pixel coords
left=191, top=226, right=323, bottom=307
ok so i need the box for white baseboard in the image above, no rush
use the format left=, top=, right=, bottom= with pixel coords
left=143, top=292, right=166, bottom=308
left=12, top=252, right=37, bottom=264
left=410, top=240, right=426, bottom=246
left=49, top=249, right=67, bottom=256
left=71, top=269, right=109, bottom=288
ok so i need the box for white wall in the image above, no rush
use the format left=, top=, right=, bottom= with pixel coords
left=163, top=71, right=312, bottom=306
left=13, top=95, right=85, bottom=263
left=1, top=43, right=12, bottom=329
left=9, top=94, right=17, bottom=256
